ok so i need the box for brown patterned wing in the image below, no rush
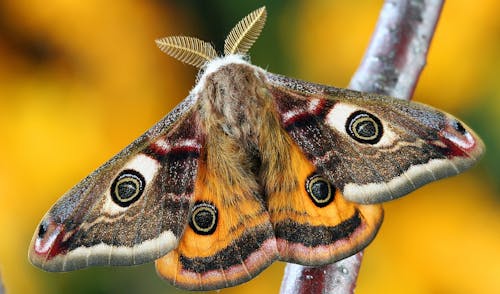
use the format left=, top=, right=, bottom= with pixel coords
left=266, top=142, right=383, bottom=265
left=267, top=73, right=484, bottom=204
left=154, top=101, right=280, bottom=290
left=29, top=95, right=205, bottom=271
left=155, top=159, right=278, bottom=291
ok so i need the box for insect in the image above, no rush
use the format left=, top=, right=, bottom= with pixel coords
left=29, top=7, right=484, bottom=291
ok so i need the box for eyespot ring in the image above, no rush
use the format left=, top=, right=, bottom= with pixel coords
left=190, top=202, right=218, bottom=235
left=110, top=169, right=145, bottom=207
left=305, top=174, right=335, bottom=207
left=346, top=110, right=383, bottom=144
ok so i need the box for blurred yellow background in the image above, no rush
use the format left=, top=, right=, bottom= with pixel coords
left=0, top=0, right=498, bottom=293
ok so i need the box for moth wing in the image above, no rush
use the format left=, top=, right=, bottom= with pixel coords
left=155, top=157, right=279, bottom=290
left=29, top=95, right=204, bottom=271
left=267, top=73, right=484, bottom=204
left=266, top=142, right=383, bottom=265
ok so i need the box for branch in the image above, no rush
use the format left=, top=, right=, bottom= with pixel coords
left=350, top=0, right=444, bottom=98
left=0, top=271, right=4, bottom=294
left=280, top=252, right=364, bottom=294
left=279, top=1, right=444, bottom=293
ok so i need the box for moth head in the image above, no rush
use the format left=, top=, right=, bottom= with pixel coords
left=155, top=7, right=267, bottom=68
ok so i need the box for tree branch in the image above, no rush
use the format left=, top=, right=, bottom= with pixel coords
left=350, top=0, right=444, bottom=98
left=0, top=271, right=4, bottom=294
left=279, top=0, right=444, bottom=293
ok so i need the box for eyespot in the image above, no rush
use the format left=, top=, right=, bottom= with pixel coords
left=346, top=110, right=383, bottom=144
left=305, top=174, right=335, bottom=207
left=190, top=202, right=218, bottom=235
left=110, top=169, right=146, bottom=207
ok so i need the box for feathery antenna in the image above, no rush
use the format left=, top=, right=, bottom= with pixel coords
left=224, top=6, right=267, bottom=55
left=155, top=36, right=217, bottom=68
left=156, top=6, right=267, bottom=68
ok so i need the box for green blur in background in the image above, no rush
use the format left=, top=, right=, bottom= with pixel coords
left=0, top=0, right=498, bottom=293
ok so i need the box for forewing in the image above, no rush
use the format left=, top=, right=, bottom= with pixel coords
left=29, top=95, right=205, bottom=271
left=267, top=73, right=484, bottom=204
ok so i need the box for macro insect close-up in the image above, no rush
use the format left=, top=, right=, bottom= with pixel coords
left=0, top=1, right=499, bottom=294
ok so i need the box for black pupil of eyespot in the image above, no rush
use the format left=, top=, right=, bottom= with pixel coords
left=194, top=210, right=213, bottom=230
left=355, top=119, right=376, bottom=137
left=312, top=180, right=330, bottom=201
left=117, top=181, right=137, bottom=199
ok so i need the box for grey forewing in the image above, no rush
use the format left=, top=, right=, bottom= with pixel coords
left=48, top=93, right=198, bottom=223
left=266, top=72, right=452, bottom=195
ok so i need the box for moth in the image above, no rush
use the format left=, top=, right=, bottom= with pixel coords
left=29, top=7, right=484, bottom=291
